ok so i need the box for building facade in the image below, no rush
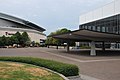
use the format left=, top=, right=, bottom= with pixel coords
left=0, top=13, right=46, bottom=43
left=79, top=0, right=120, bottom=48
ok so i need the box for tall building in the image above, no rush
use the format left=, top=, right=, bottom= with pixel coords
left=0, top=13, right=46, bottom=43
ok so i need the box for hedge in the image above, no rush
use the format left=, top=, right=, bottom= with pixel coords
left=0, top=57, right=79, bottom=77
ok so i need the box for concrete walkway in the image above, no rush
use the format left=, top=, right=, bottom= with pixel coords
left=0, top=47, right=120, bottom=80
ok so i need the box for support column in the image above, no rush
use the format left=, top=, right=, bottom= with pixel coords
left=56, top=45, right=58, bottom=49
left=102, top=42, right=105, bottom=51
left=67, top=42, right=70, bottom=52
left=47, top=45, right=49, bottom=48
left=90, top=41, right=96, bottom=56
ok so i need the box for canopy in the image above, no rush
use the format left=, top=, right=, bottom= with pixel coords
left=50, top=29, right=120, bottom=42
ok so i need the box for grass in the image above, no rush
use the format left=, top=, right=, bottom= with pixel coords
left=0, top=61, right=64, bottom=80
left=0, top=57, right=79, bottom=77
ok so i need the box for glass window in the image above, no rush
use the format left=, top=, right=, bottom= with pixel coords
left=92, top=26, right=96, bottom=31
left=102, top=27, right=105, bottom=32
left=85, top=25, right=88, bottom=29
left=97, top=26, right=100, bottom=31
left=79, top=14, right=120, bottom=34
left=106, top=27, right=109, bottom=32
left=88, top=26, right=91, bottom=30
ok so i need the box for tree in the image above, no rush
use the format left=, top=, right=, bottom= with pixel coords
left=0, top=32, right=31, bottom=47
left=14, top=32, right=22, bottom=45
left=45, top=37, right=53, bottom=45
left=10, top=35, right=19, bottom=45
left=1, top=35, right=7, bottom=46
left=45, top=28, right=75, bottom=46
left=21, top=32, right=31, bottom=46
left=5, top=37, right=11, bottom=46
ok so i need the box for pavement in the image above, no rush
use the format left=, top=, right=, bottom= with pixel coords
left=0, top=47, right=120, bottom=80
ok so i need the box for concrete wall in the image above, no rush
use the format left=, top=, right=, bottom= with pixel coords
left=79, top=0, right=120, bottom=25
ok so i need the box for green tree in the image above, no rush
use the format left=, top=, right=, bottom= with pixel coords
left=0, top=36, right=13, bottom=46
left=45, top=28, right=75, bottom=46
left=45, top=37, right=53, bottom=45
left=5, top=37, right=11, bottom=46
left=0, top=37, right=2, bottom=46
left=15, top=32, right=23, bottom=45
left=0, top=32, right=31, bottom=47
left=21, top=32, right=31, bottom=46
left=10, top=35, right=19, bottom=45
left=1, top=35, right=7, bottom=46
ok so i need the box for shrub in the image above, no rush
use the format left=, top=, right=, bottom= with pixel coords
left=0, top=57, right=79, bottom=77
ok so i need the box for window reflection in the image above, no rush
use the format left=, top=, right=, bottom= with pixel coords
left=80, top=14, right=120, bottom=34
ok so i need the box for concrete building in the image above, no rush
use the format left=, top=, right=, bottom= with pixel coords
left=0, top=13, right=46, bottom=43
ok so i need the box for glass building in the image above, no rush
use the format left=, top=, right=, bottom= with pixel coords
left=79, top=0, right=120, bottom=48
left=80, top=14, right=120, bottom=34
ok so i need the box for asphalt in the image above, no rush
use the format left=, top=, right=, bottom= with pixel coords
left=0, top=47, right=120, bottom=80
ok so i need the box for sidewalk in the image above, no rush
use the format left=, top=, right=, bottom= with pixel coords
left=68, top=76, right=82, bottom=80
left=68, top=75, right=101, bottom=80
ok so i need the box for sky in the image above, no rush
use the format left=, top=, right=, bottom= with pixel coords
left=0, top=0, right=114, bottom=35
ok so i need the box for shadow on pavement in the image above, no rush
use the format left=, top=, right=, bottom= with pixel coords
left=58, top=49, right=120, bottom=57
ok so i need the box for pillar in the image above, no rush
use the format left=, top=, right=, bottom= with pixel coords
left=56, top=45, right=58, bottom=49
left=102, top=42, right=105, bottom=51
left=67, top=42, right=70, bottom=52
left=47, top=45, right=49, bottom=48
left=90, top=41, right=96, bottom=56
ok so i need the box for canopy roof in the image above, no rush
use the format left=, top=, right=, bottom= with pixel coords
left=50, top=29, right=120, bottom=42
left=0, top=12, right=45, bottom=32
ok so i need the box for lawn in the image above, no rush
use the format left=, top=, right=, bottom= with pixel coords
left=0, top=61, right=64, bottom=80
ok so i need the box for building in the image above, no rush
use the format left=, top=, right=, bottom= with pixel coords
left=79, top=0, right=120, bottom=48
left=0, top=12, right=46, bottom=43
left=51, top=0, right=120, bottom=56
left=79, top=0, right=120, bottom=34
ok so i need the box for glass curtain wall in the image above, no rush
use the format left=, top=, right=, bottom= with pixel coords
left=80, top=14, right=120, bottom=34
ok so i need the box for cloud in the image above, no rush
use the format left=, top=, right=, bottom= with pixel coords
left=0, top=0, right=113, bottom=34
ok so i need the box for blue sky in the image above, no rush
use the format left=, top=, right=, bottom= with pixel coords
left=0, top=0, right=113, bottom=35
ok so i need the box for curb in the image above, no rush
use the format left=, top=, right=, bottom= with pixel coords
left=41, top=67, right=69, bottom=80
left=67, top=75, right=82, bottom=80
left=81, top=74, right=101, bottom=80
left=67, top=74, right=101, bottom=80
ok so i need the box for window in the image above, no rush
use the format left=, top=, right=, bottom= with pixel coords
left=79, top=14, right=120, bottom=34
left=106, top=27, right=109, bottom=32
left=92, top=26, right=96, bottom=31
left=102, top=27, right=105, bottom=32
left=97, top=26, right=100, bottom=31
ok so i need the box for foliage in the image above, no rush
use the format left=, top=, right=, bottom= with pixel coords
left=0, top=35, right=6, bottom=46
left=0, top=57, right=79, bottom=77
left=15, top=32, right=22, bottom=44
left=10, top=34, right=19, bottom=45
left=45, top=28, right=75, bottom=46
left=21, top=32, right=31, bottom=46
left=0, top=32, right=31, bottom=47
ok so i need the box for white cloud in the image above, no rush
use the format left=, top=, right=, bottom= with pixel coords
left=0, top=0, right=113, bottom=34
